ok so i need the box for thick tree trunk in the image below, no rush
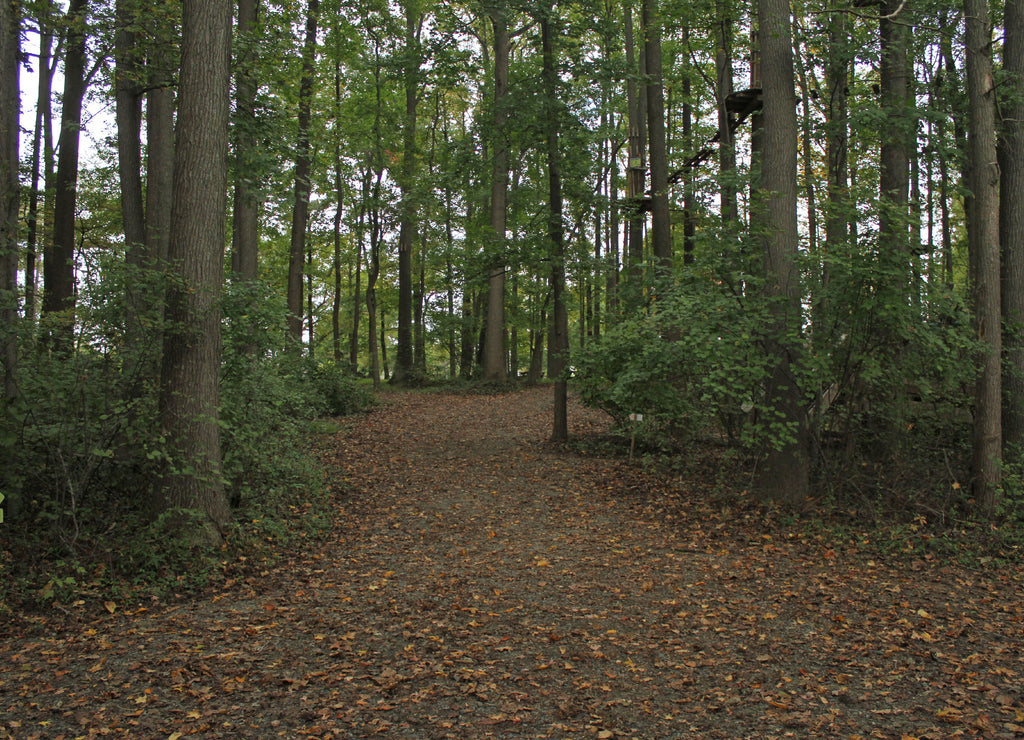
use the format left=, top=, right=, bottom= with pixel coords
left=1000, top=0, right=1024, bottom=449
left=43, top=0, right=89, bottom=351
left=394, top=3, right=422, bottom=384
left=1, top=0, right=19, bottom=400
left=483, top=4, right=510, bottom=382
left=287, top=0, right=319, bottom=346
left=878, top=0, right=911, bottom=275
left=965, top=0, right=1001, bottom=512
left=157, top=0, right=233, bottom=538
left=145, top=43, right=175, bottom=270
left=754, top=0, right=809, bottom=505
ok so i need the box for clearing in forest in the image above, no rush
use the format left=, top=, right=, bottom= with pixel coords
left=1, top=387, right=1022, bottom=739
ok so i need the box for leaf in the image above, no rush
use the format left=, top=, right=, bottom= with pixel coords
left=104, top=601, right=117, bottom=614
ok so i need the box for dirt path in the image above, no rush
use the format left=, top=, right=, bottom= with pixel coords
left=2, top=388, right=1023, bottom=739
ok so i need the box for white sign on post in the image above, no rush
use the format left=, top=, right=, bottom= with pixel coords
left=629, top=413, right=643, bottom=422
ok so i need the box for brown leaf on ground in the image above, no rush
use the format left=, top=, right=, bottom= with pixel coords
left=1, top=387, right=1022, bottom=739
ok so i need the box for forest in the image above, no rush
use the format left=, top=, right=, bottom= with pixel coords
left=0, top=0, right=1023, bottom=601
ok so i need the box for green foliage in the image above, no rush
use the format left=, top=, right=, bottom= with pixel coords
left=0, top=274, right=373, bottom=609
left=574, top=275, right=771, bottom=450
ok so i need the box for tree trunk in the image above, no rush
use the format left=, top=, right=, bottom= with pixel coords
left=366, top=170, right=383, bottom=389
left=145, top=41, right=175, bottom=270
left=287, top=0, right=319, bottom=346
left=754, top=0, right=809, bottom=505
left=965, top=0, right=1001, bottom=512
left=115, top=0, right=148, bottom=340
left=878, top=0, right=911, bottom=276
left=715, top=0, right=737, bottom=225
left=394, top=2, right=423, bottom=384
left=1000, top=0, right=1024, bottom=450
left=157, top=0, right=233, bottom=538
left=483, top=3, right=510, bottom=382
left=643, top=0, right=671, bottom=275
left=540, top=7, right=568, bottom=442
left=823, top=0, right=850, bottom=328
left=1, top=0, right=19, bottom=400
left=230, top=0, right=259, bottom=284
left=24, top=8, right=54, bottom=326
left=623, top=0, right=646, bottom=306
left=43, top=0, right=89, bottom=351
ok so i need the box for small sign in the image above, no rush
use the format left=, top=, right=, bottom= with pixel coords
left=629, top=413, right=643, bottom=422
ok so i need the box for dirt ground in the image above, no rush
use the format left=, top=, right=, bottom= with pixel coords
left=2, top=387, right=1023, bottom=739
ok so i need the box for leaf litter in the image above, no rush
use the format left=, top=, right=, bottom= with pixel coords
left=1, top=386, right=1022, bottom=738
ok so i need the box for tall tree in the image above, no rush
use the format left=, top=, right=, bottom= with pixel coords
left=715, top=0, right=738, bottom=225
left=393, top=0, right=424, bottom=383
left=231, top=0, right=260, bottom=284
left=623, top=0, right=646, bottom=303
left=878, top=0, right=911, bottom=277
left=755, top=0, right=809, bottom=504
left=642, top=0, right=671, bottom=274
left=287, top=0, right=320, bottom=346
left=0, top=0, right=19, bottom=400
left=540, top=4, right=568, bottom=441
left=1000, top=0, right=1024, bottom=449
left=43, top=0, right=89, bottom=350
left=23, top=1, right=55, bottom=325
left=482, top=0, right=510, bottom=381
left=157, top=0, right=233, bottom=538
left=965, top=0, right=1001, bottom=510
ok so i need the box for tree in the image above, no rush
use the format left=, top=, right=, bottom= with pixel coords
left=1001, top=0, right=1024, bottom=450
left=287, top=0, right=320, bottom=347
left=231, top=0, right=260, bottom=285
left=157, top=0, right=233, bottom=539
left=540, top=3, right=568, bottom=441
left=482, top=0, right=511, bottom=382
left=1, top=0, right=18, bottom=400
left=42, top=0, right=89, bottom=350
left=393, top=0, right=424, bottom=384
left=642, top=0, right=671, bottom=274
left=754, top=0, right=809, bottom=505
left=965, top=0, right=1001, bottom=511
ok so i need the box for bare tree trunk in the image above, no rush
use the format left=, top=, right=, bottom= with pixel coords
left=157, top=0, right=233, bottom=538
left=145, top=41, right=175, bottom=270
left=231, top=0, right=259, bottom=284
left=965, top=0, right=1001, bottom=512
left=483, top=2, right=510, bottom=382
left=1, top=0, right=19, bottom=400
left=823, top=0, right=849, bottom=322
left=24, top=7, right=54, bottom=326
left=43, top=0, right=89, bottom=351
left=878, top=0, right=911, bottom=276
left=1000, top=0, right=1024, bottom=449
left=287, top=0, right=318, bottom=346
left=115, top=0, right=148, bottom=341
left=754, top=0, right=809, bottom=505
left=541, top=6, right=568, bottom=442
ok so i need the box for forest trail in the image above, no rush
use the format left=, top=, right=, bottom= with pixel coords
left=3, top=387, right=1024, bottom=739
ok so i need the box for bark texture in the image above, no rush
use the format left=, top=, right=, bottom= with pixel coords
left=965, top=0, right=1001, bottom=511
left=157, top=0, right=233, bottom=536
left=754, top=0, right=809, bottom=505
